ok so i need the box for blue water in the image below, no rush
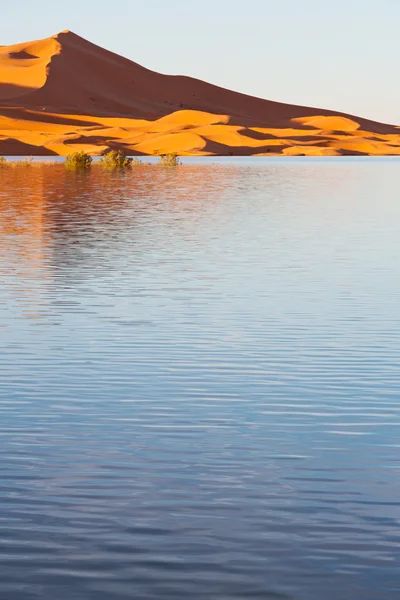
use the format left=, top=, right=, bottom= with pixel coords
left=0, top=159, right=399, bottom=599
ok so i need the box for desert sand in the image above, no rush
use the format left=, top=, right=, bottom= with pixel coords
left=0, top=30, right=399, bottom=156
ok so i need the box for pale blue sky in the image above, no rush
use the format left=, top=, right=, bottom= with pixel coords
left=2, top=0, right=399, bottom=124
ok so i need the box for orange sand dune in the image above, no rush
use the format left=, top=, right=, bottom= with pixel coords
left=0, top=30, right=399, bottom=156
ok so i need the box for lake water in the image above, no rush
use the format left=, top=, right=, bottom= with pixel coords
left=1, top=159, right=399, bottom=599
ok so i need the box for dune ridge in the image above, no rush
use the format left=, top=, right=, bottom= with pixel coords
left=0, top=30, right=399, bottom=156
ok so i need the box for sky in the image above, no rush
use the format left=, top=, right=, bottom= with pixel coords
left=2, top=0, right=399, bottom=125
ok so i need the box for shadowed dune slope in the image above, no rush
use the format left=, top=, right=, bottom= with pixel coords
left=0, top=30, right=399, bottom=156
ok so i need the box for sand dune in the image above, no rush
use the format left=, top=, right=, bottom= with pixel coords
left=0, top=30, right=399, bottom=156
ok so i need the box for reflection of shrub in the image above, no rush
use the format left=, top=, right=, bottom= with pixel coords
left=102, top=150, right=133, bottom=169
left=159, top=153, right=181, bottom=166
left=65, top=152, right=93, bottom=170
left=0, top=156, right=7, bottom=168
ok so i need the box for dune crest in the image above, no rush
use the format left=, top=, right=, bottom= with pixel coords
left=0, top=31, right=399, bottom=156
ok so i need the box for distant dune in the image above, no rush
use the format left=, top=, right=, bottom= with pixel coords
left=0, top=30, right=399, bottom=156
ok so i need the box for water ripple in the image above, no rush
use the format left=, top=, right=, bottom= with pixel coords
left=0, top=159, right=400, bottom=599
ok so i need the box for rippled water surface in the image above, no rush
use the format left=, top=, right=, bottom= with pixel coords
left=1, top=159, right=400, bottom=599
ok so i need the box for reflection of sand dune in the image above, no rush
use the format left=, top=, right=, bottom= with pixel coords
left=0, top=165, right=231, bottom=292
left=0, top=30, right=399, bottom=156
left=0, top=167, right=49, bottom=317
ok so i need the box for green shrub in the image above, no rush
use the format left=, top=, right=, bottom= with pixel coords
left=158, top=153, right=181, bottom=167
left=65, top=152, right=93, bottom=170
left=0, top=156, right=8, bottom=168
left=102, top=150, right=133, bottom=170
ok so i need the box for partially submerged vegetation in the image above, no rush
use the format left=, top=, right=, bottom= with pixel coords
left=65, top=151, right=93, bottom=170
left=102, top=150, right=133, bottom=170
left=0, top=156, right=53, bottom=168
left=158, top=153, right=181, bottom=166
left=0, top=151, right=183, bottom=170
left=99, top=150, right=181, bottom=168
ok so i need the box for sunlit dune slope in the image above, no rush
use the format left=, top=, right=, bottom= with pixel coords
left=0, top=35, right=60, bottom=100
left=0, top=30, right=399, bottom=156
